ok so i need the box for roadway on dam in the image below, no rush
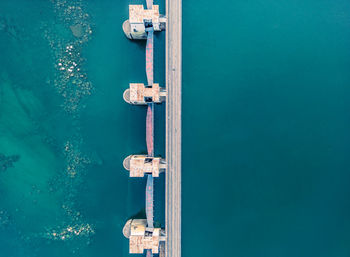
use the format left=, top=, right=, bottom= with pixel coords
left=165, top=0, right=182, bottom=256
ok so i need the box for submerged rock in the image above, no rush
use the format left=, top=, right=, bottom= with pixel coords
left=0, top=153, right=20, bottom=172
left=0, top=16, right=20, bottom=39
left=0, top=210, right=10, bottom=227
left=70, top=24, right=83, bottom=38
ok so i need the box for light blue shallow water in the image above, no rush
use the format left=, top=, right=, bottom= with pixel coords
left=0, top=0, right=350, bottom=257
left=0, top=1, right=164, bottom=256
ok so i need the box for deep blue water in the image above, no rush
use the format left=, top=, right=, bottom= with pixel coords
left=183, top=1, right=350, bottom=256
left=0, top=0, right=349, bottom=257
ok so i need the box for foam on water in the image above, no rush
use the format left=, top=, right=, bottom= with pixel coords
left=0, top=0, right=97, bottom=255
left=44, top=0, right=93, bottom=115
left=42, top=0, right=96, bottom=249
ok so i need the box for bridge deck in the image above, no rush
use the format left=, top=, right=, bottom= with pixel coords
left=165, top=0, right=182, bottom=256
left=146, top=28, right=155, bottom=233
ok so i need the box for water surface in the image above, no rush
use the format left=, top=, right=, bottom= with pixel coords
left=0, top=0, right=350, bottom=257
left=183, top=1, right=350, bottom=257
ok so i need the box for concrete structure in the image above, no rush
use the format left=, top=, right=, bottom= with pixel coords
left=165, top=0, right=182, bottom=256
left=123, top=219, right=165, bottom=254
left=122, top=5, right=166, bottom=40
left=123, top=83, right=166, bottom=105
left=123, top=155, right=166, bottom=177
left=121, top=0, right=182, bottom=256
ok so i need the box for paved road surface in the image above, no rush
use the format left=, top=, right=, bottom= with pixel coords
left=165, top=0, right=182, bottom=256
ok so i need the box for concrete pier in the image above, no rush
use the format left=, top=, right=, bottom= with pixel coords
left=122, top=1, right=181, bottom=255
left=165, top=0, right=182, bottom=256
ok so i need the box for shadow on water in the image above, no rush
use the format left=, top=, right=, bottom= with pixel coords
left=129, top=208, right=146, bottom=220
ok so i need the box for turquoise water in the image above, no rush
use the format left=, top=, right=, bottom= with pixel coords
left=0, top=0, right=349, bottom=257
left=183, top=0, right=350, bottom=257
left=0, top=0, right=165, bottom=256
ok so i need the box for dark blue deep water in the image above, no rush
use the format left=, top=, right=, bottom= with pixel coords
left=0, top=0, right=349, bottom=257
